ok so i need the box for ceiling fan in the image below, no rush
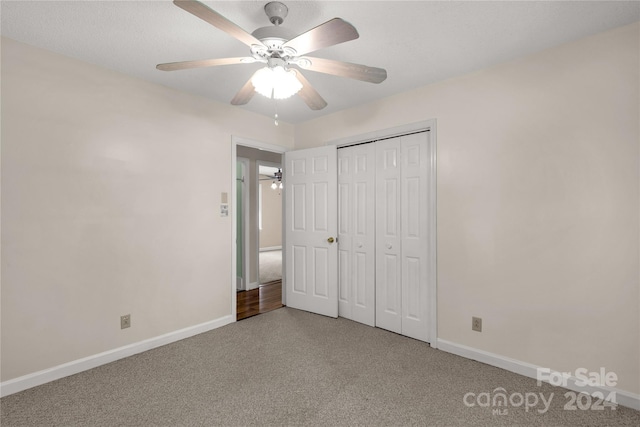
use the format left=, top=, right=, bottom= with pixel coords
left=157, top=0, right=387, bottom=111
left=259, top=168, right=283, bottom=189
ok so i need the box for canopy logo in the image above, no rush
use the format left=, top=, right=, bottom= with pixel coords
left=462, top=367, right=618, bottom=416
left=463, top=388, right=553, bottom=415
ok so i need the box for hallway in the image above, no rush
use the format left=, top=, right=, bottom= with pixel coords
left=237, top=281, right=283, bottom=321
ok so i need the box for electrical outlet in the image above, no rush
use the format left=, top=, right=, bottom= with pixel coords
left=472, top=316, right=482, bottom=332
left=121, top=314, right=131, bottom=329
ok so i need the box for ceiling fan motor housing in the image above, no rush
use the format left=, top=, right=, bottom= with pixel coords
left=251, top=25, right=296, bottom=50
left=252, top=2, right=296, bottom=53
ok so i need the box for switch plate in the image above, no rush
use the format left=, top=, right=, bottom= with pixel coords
left=220, top=204, right=229, bottom=217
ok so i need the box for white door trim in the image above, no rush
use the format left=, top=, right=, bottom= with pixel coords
left=231, top=136, right=288, bottom=320
left=236, top=156, right=251, bottom=291
left=328, top=119, right=438, bottom=348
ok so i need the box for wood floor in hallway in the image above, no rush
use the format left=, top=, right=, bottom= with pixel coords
left=236, top=280, right=283, bottom=321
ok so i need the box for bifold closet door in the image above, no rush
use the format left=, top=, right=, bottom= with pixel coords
left=337, top=144, right=375, bottom=326
left=375, top=139, right=402, bottom=334
left=375, top=133, right=430, bottom=342
left=398, top=133, right=429, bottom=342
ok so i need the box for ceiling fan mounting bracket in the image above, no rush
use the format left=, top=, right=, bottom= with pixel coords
left=264, top=2, right=288, bottom=26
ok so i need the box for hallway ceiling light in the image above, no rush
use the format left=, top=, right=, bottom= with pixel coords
left=270, top=168, right=283, bottom=190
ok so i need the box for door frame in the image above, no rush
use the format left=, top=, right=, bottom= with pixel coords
left=328, top=119, right=438, bottom=347
left=236, top=156, right=250, bottom=291
left=231, top=136, right=288, bottom=320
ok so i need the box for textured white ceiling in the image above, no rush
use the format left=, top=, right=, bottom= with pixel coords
left=2, top=1, right=639, bottom=124
left=259, top=165, right=281, bottom=176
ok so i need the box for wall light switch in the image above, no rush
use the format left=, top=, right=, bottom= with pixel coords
left=220, top=204, right=229, bottom=217
left=221, top=192, right=228, bottom=204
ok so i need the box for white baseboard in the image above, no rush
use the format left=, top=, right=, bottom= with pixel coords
left=246, top=281, right=259, bottom=291
left=259, top=246, right=281, bottom=252
left=437, top=339, right=640, bottom=411
left=0, top=314, right=235, bottom=398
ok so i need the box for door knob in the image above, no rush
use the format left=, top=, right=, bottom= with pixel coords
left=327, top=237, right=335, bottom=243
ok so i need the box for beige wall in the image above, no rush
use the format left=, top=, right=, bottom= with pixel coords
left=259, top=178, right=282, bottom=250
left=0, top=38, right=293, bottom=381
left=295, top=23, right=640, bottom=395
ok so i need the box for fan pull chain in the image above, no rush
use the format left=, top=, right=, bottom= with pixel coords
left=273, top=92, right=279, bottom=126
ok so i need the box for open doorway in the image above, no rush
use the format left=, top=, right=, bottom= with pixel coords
left=257, top=162, right=282, bottom=285
left=234, top=143, right=285, bottom=321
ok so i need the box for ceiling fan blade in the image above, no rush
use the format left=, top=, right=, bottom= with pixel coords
left=173, top=0, right=264, bottom=48
left=297, top=57, right=387, bottom=84
left=294, top=71, right=327, bottom=110
left=231, top=72, right=258, bottom=105
left=283, top=18, right=358, bottom=56
left=156, top=57, right=254, bottom=71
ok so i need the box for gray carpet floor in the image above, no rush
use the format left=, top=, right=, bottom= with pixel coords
left=259, top=250, right=282, bottom=284
left=2, top=307, right=639, bottom=426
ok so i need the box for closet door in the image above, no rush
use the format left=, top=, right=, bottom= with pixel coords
left=375, top=139, right=402, bottom=334
left=375, top=133, right=431, bottom=341
left=399, top=133, right=430, bottom=342
left=337, top=144, right=375, bottom=326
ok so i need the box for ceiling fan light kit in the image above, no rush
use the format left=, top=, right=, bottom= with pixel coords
left=157, top=0, right=387, bottom=118
left=251, top=58, right=302, bottom=100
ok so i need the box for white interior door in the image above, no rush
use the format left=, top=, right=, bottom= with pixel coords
left=400, top=133, right=430, bottom=342
left=284, top=146, right=338, bottom=317
left=375, top=139, right=402, bottom=334
left=337, top=144, right=375, bottom=326
left=375, top=132, right=430, bottom=341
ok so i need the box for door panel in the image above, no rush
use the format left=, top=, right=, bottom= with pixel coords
left=285, top=146, right=338, bottom=317
left=337, top=144, right=375, bottom=326
left=400, top=133, right=430, bottom=342
left=292, top=245, right=306, bottom=293
left=338, top=244, right=351, bottom=314
left=292, top=184, right=306, bottom=230
left=337, top=155, right=352, bottom=319
left=375, top=139, right=402, bottom=334
left=313, top=247, right=329, bottom=297
left=354, top=252, right=367, bottom=307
